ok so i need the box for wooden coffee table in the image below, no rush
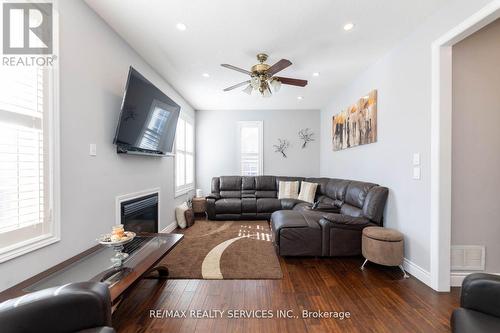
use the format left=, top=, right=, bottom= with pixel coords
left=0, top=233, right=183, bottom=304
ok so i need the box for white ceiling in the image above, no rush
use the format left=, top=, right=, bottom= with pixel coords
left=84, top=0, right=450, bottom=110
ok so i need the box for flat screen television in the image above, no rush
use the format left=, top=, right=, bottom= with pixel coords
left=113, top=67, right=180, bottom=156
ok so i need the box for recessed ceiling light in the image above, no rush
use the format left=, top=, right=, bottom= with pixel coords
left=343, top=22, right=355, bottom=31
left=202, top=73, right=210, bottom=78
left=297, top=96, right=303, bottom=100
left=176, top=23, right=187, bottom=31
left=312, top=72, right=320, bottom=77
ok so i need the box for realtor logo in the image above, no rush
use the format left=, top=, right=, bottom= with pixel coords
left=3, top=3, right=53, bottom=54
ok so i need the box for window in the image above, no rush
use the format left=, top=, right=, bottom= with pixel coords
left=175, top=115, right=194, bottom=196
left=0, top=64, right=59, bottom=262
left=238, top=121, right=263, bottom=176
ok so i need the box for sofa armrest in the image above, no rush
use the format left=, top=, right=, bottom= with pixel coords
left=206, top=197, right=217, bottom=219
left=0, top=282, right=114, bottom=333
left=280, top=198, right=304, bottom=210
left=460, top=273, right=500, bottom=318
left=206, top=193, right=220, bottom=200
left=320, top=213, right=372, bottom=230
left=312, top=204, right=340, bottom=213
left=318, top=214, right=374, bottom=256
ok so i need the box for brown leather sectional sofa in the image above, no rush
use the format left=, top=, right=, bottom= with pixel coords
left=207, top=176, right=389, bottom=256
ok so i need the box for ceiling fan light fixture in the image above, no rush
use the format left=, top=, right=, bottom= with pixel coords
left=263, top=87, right=272, bottom=98
left=220, top=53, right=307, bottom=96
left=242, top=84, right=253, bottom=95
left=251, top=76, right=260, bottom=89
left=270, top=79, right=281, bottom=92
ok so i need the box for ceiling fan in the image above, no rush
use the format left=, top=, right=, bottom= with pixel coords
left=221, top=53, right=308, bottom=97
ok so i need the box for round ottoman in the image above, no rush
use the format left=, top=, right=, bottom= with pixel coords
left=361, top=226, right=408, bottom=278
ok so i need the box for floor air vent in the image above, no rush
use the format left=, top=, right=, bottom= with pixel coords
left=451, top=245, right=485, bottom=271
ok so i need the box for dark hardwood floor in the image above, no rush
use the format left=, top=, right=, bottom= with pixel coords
left=113, top=255, right=460, bottom=333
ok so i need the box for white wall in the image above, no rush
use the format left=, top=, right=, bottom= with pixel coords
left=319, top=0, right=494, bottom=277
left=196, top=109, right=320, bottom=195
left=0, top=0, right=194, bottom=291
left=451, top=18, right=500, bottom=272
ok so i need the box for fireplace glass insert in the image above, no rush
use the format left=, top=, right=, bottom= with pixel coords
left=121, top=193, right=158, bottom=233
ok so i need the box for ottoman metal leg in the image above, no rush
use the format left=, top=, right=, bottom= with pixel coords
left=399, top=265, right=409, bottom=279
left=360, top=259, right=368, bottom=270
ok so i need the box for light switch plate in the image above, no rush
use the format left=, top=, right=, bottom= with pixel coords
left=413, top=153, right=420, bottom=166
left=413, top=167, right=421, bottom=180
left=89, top=144, right=97, bottom=156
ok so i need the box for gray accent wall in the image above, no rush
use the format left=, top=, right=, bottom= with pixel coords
left=451, top=18, right=500, bottom=273
left=196, top=109, right=320, bottom=195
left=0, top=0, right=194, bottom=291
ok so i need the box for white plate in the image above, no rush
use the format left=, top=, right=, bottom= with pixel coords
left=98, top=231, right=136, bottom=246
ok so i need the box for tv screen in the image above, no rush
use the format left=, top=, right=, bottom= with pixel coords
left=113, top=67, right=180, bottom=156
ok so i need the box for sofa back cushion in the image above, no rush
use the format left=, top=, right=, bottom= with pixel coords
left=339, top=181, right=377, bottom=217
left=211, top=177, right=220, bottom=194
left=362, top=186, right=389, bottom=224
left=242, top=177, right=255, bottom=190
left=344, top=181, right=377, bottom=208
left=219, top=176, right=242, bottom=198
left=325, top=179, right=350, bottom=201
left=256, top=176, right=276, bottom=190
left=241, top=176, right=256, bottom=198
left=255, top=176, right=277, bottom=198
left=220, top=176, right=242, bottom=190
left=278, top=181, right=299, bottom=199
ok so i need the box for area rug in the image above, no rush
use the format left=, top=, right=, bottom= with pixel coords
left=158, top=220, right=283, bottom=279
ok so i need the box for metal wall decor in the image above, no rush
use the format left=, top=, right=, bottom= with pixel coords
left=298, top=128, right=314, bottom=148
left=273, top=139, right=290, bottom=158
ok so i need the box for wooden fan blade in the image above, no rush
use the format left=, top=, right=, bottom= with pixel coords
left=223, top=80, right=251, bottom=91
left=267, top=59, right=292, bottom=76
left=221, top=64, right=252, bottom=75
left=274, top=76, right=308, bottom=87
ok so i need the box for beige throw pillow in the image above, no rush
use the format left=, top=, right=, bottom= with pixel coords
left=298, top=181, right=318, bottom=203
left=278, top=181, right=299, bottom=199
left=175, top=202, right=189, bottom=229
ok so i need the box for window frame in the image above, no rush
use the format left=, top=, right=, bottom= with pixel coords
left=237, top=121, right=263, bottom=176
left=0, top=12, right=60, bottom=263
left=174, top=113, right=195, bottom=197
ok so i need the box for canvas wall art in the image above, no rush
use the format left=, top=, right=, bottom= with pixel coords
left=332, top=90, right=377, bottom=151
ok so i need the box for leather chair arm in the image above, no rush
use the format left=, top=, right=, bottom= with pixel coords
left=460, top=273, right=500, bottom=318
left=312, top=204, right=340, bottom=213
left=0, top=282, right=114, bottom=333
left=318, top=214, right=374, bottom=256
left=280, top=198, right=303, bottom=210
left=206, top=193, right=220, bottom=200
left=206, top=197, right=217, bottom=219
left=320, top=213, right=372, bottom=231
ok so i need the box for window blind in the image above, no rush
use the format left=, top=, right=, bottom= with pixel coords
left=239, top=122, right=262, bottom=176
left=0, top=67, right=45, bottom=234
left=175, top=117, right=194, bottom=193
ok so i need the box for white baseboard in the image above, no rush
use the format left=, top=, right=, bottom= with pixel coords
left=160, top=221, right=177, bottom=233
left=451, top=272, right=469, bottom=287
left=450, top=271, right=500, bottom=287
left=403, top=258, right=431, bottom=286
